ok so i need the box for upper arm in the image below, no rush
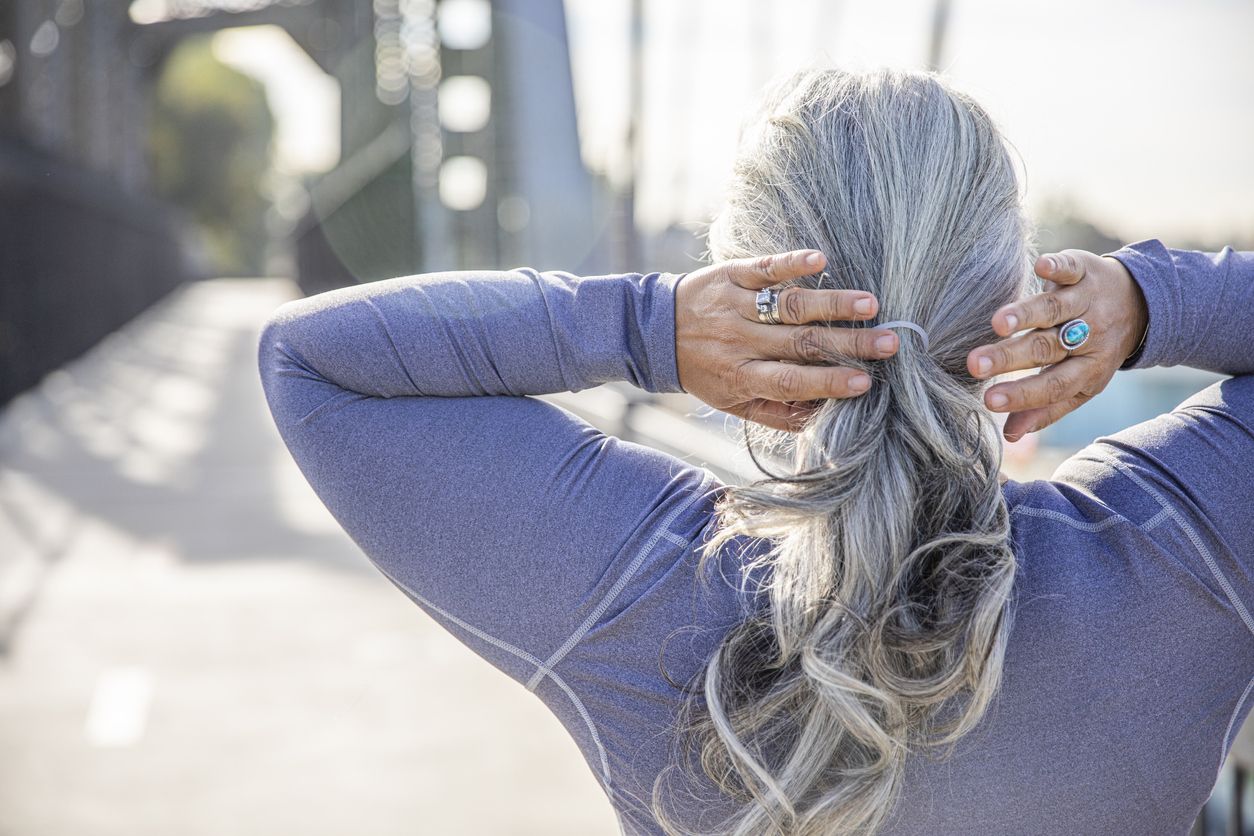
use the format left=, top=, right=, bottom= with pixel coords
left=258, top=325, right=724, bottom=689
left=1050, top=374, right=1254, bottom=657
left=1054, top=375, right=1254, bottom=618
left=1044, top=375, right=1254, bottom=770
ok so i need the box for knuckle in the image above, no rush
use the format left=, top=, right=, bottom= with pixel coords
left=782, top=287, right=806, bottom=324
left=710, top=322, right=740, bottom=348
left=1017, top=296, right=1040, bottom=326
left=859, top=329, right=881, bottom=358
left=792, top=325, right=825, bottom=362
left=1046, top=372, right=1069, bottom=403
left=832, top=292, right=854, bottom=320
left=1061, top=250, right=1087, bottom=281
left=730, top=361, right=754, bottom=397
left=757, top=254, right=779, bottom=281
left=1044, top=294, right=1064, bottom=324
left=824, top=370, right=848, bottom=398
left=774, top=366, right=802, bottom=399
left=839, top=291, right=867, bottom=320
left=1030, top=333, right=1055, bottom=364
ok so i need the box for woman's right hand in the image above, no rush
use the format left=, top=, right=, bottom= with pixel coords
left=967, top=249, right=1150, bottom=442
left=675, top=249, right=901, bottom=432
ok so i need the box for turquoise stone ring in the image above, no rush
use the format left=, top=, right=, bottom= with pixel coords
left=1059, top=318, right=1091, bottom=351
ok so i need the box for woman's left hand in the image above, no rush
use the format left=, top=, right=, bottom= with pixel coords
left=674, top=249, right=902, bottom=432
left=966, top=249, right=1150, bottom=442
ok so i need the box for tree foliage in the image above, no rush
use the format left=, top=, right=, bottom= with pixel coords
left=148, top=35, right=274, bottom=275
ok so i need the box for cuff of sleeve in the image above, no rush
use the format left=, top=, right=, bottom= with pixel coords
left=1102, top=239, right=1178, bottom=370
left=642, top=271, right=688, bottom=393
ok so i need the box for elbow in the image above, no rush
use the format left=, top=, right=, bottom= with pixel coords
left=257, top=297, right=314, bottom=369
left=257, top=302, right=294, bottom=386
left=256, top=298, right=315, bottom=422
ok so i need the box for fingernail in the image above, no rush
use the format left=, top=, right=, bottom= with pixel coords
left=850, top=374, right=871, bottom=392
left=988, top=392, right=1008, bottom=409
left=1004, top=314, right=1019, bottom=332
left=805, top=251, right=823, bottom=266
left=976, top=356, right=992, bottom=376
left=1046, top=256, right=1058, bottom=272
left=1005, top=431, right=1022, bottom=443
left=854, top=297, right=875, bottom=315
left=875, top=334, right=896, bottom=354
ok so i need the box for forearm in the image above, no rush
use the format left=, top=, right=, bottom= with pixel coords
left=1106, top=239, right=1254, bottom=374
left=257, top=268, right=686, bottom=417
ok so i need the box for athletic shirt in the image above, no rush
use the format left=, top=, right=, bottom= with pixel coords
left=257, top=239, right=1254, bottom=835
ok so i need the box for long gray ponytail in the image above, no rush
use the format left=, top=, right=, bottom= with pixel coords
left=650, top=68, right=1036, bottom=835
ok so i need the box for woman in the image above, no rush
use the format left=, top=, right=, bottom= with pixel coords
left=258, top=68, right=1253, bottom=835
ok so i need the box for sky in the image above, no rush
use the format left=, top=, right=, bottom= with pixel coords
left=564, top=0, right=1254, bottom=243
left=211, top=0, right=1254, bottom=245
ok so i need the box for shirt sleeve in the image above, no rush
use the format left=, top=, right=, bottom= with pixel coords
left=1048, top=376, right=1254, bottom=754
left=1049, top=244, right=1254, bottom=755
left=255, top=268, right=729, bottom=697
left=1104, top=239, right=1254, bottom=374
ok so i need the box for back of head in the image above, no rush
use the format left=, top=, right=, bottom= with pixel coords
left=652, top=69, right=1034, bottom=835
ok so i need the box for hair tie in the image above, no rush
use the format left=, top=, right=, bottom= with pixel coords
left=877, top=320, right=930, bottom=352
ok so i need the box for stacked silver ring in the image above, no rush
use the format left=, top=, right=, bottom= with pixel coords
left=756, top=288, right=783, bottom=324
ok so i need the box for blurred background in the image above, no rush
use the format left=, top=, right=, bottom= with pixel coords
left=0, top=0, right=1250, bottom=834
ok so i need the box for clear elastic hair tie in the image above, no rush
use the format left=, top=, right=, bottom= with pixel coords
left=877, top=320, right=930, bottom=352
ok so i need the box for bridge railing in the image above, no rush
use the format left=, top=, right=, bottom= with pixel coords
left=0, top=137, right=194, bottom=406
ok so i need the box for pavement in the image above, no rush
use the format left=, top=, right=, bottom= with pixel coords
left=0, top=278, right=620, bottom=836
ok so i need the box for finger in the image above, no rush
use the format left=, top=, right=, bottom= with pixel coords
left=1034, top=250, right=1088, bottom=286
left=743, top=285, right=879, bottom=324
left=968, top=327, right=1069, bottom=380
left=1001, top=392, right=1093, bottom=442
left=990, top=285, right=1086, bottom=338
left=728, top=398, right=820, bottom=433
left=984, top=356, right=1096, bottom=413
left=726, top=249, right=826, bottom=291
left=754, top=321, right=899, bottom=364
left=1001, top=364, right=1113, bottom=439
left=737, top=359, right=872, bottom=402
left=1002, top=404, right=1064, bottom=441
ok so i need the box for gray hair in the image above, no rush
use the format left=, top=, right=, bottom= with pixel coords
left=650, top=68, right=1036, bottom=834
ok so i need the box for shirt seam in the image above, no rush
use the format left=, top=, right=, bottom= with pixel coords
left=1222, top=675, right=1254, bottom=766
left=1087, top=451, right=1254, bottom=780
left=524, top=476, right=712, bottom=691
left=1088, top=452, right=1254, bottom=638
left=365, top=559, right=618, bottom=796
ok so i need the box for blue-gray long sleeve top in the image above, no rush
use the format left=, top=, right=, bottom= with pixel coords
left=257, top=239, right=1254, bottom=835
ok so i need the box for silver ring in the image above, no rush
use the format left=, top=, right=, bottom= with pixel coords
left=1058, top=318, right=1091, bottom=352
left=755, top=288, right=783, bottom=324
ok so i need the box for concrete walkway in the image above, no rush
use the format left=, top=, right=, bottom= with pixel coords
left=0, top=279, right=619, bottom=836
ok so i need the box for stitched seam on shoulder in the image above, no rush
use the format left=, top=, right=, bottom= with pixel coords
left=544, top=666, right=615, bottom=790
left=1010, top=505, right=1128, bottom=532
left=525, top=481, right=708, bottom=691
left=660, top=530, right=689, bottom=547
left=1092, top=452, right=1254, bottom=639
left=1141, top=507, right=1172, bottom=530
left=366, top=561, right=615, bottom=790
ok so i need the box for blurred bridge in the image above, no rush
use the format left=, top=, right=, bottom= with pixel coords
left=0, top=0, right=607, bottom=406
